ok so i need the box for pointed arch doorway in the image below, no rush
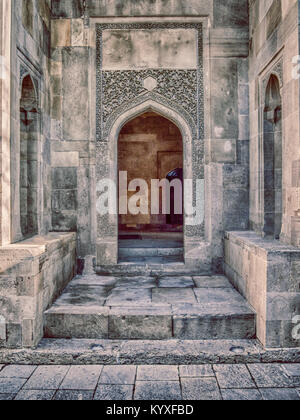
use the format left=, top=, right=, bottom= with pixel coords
left=118, top=111, right=184, bottom=263
left=96, top=99, right=197, bottom=268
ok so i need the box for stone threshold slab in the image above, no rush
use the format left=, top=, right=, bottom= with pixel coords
left=96, top=263, right=205, bottom=276
left=0, top=339, right=299, bottom=365
left=119, top=248, right=184, bottom=257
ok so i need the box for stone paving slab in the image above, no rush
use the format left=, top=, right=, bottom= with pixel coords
left=152, top=288, right=197, bottom=304
left=23, top=366, right=70, bottom=390
left=158, top=276, right=195, bottom=288
left=214, top=364, right=256, bottom=389
left=0, top=365, right=37, bottom=378
left=14, top=390, right=56, bottom=401
left=51, top=285, right=108, bottom=307
left=59, top=365, right=103, bottom=390
left=71, top=275, right=118, bottom=287
left=137, top=365, right=179, bottom=381
left=0, top=393, right=15, bottom=400
left=94, top=385, right=134, bottom=400
left=181, top=377, right=221, bottom=400
left=194, top=288, right=246, bottom=305
left=171, top=303, right=255, bottom=315
left=134, top=381, right=182, bottom=400
left=0, top=377, right=27, bottom=394
left=105, top=288, right=152, bottom=306
left=282, top=364, right=300, bottom=386
left=193, top=276, right=233, bottom=288
left=54, top=390, right=94, bottom=401
left=99, top=366, right=137, bottom=385
left=259, top=388, right=300, bottom=401
left=179, top=365, right=214, bottom=378
left=221, top=389, right=263, bottom=401
left=247, top=364, right=295, bottom=388
left=115, top=277, right=157, bottom=289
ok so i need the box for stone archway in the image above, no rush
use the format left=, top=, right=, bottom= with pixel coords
left=96, top=99, right=195, bottom=267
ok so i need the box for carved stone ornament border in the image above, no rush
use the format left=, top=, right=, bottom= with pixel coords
left=96, top=22, right=204, bottom=141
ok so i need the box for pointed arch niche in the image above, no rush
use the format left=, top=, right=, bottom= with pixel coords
left=19, top=74, right=39, bottom=238
left=262, top=74, right=282, bottom=239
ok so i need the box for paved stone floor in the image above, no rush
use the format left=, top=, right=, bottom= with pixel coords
left=0, top=363, right=299, bottom=400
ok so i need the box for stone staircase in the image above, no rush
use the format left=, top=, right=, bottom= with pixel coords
left=44, top=274, right=256, bottom=341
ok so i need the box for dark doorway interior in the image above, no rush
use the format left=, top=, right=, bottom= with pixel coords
left=118, top=112, right=184, bottom=262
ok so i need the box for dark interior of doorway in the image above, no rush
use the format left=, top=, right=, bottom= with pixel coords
left=118, top=112, right=184, bottom=263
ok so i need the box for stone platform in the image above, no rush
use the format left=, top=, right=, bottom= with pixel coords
left=44, top=275, right=256, bottom=341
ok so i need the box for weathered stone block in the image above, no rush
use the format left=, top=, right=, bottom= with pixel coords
left=44, top=310, right=109, bottom=339
left=51, top=0, right=83, bottom=19
left=51, top=19, right=71, bottom=48
left=62, top=47, right=89, bottom=141
left=213, top=0, right=249, bottom=28
left=96, top=242, right=118, bottom=266
left=52, top=168, right=77, bottom=190
left=108, top=307, right=172, bottom=340
left=266, top=0, right=282, bottom=39
left=52, top=152, right=79, bottom=168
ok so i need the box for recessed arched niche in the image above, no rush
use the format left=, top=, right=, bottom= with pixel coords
left=263, top=74, right=282, bottom=239
left=20, top=74, right=38, bottom=238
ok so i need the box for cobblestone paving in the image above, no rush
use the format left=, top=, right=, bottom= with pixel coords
left=0, top=364, right=299, bottom=400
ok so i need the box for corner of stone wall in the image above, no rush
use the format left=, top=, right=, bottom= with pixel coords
left=224, top=231, right=300, bottom=349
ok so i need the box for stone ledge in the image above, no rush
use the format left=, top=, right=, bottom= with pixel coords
left=0, top=233, right=77, bottom=348
left=225, top=231, right=300, bottom=260
left=0, top=233, right=76, bottom=272
left=0, top=338, right=299, bottom=365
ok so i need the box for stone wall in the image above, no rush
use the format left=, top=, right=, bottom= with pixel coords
left=0, top=233, right=76, bottom=348
left=0, top=0, right=12, bottom=246
left=10, top=0, right=52, bottom=243
left=225, top=231, right=300, bottom=348
left=249, top=0, right=300, bottom=245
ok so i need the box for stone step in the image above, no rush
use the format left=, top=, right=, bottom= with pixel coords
left=119, top=247, right=184, bottom=258
left=1, top=338, right=300, bottom=365
left=44, top=275, right=256, bottom=341
left=4, top=338, right=296, bottom=366
left=44, top=304, right=256, bottom=341
left=96, top=262, right=201, bottom=276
